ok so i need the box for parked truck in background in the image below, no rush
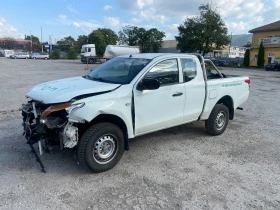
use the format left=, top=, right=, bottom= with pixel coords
left=3, top=49, right=14, bottom=58
left=22, top=53, right=250, bottom=173
left=80, top=44, right=139, bottom=64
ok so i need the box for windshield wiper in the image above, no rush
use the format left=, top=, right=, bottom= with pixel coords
left=83, top=75, right=91, bottom=79
left=84, top=75, right=120, bottom=84
left=83, top=75, right=105, bottom=82
left=91, top=77, right=107, bottom=82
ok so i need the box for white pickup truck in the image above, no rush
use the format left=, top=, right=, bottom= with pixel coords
left=21, top=53, right=250, bottom=172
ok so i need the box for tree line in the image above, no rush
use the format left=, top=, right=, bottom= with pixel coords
left=4, top=4, right=261, bottom=65
left=52, top=26, right=166, bottom=59
left=53, top=3, right=230, bottom=59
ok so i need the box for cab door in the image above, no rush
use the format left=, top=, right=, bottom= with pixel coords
left=133, top=58, right=185, bottom=136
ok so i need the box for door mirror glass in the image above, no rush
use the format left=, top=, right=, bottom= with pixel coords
left=137, top=78, right=160, bottom=91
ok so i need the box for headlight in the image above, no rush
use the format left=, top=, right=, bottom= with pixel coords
left=40, top=102, right=85, bottom=122
left=65, top=102, right=85, bottom=114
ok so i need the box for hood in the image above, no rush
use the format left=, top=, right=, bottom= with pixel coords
left=26, top=76, right=121, bottom=104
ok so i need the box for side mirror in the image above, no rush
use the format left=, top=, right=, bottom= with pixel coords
left=137, top=78, right=160, bottom=91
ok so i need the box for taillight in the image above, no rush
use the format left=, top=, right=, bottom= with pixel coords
left=245, top=79, right=250, bottom=89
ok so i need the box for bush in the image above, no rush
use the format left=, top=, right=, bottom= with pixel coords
left=67, top=47, right=77, bottom=59
left=257, top=42, right=265, bottom=68
left=51, top=49, right=60, bottom=59
left=243, top=49, right=250, bottom=67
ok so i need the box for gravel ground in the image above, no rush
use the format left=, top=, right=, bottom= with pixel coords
left=0, top=58, right=280, bottom=210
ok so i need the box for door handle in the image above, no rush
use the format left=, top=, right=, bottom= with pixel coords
left=172, top=92, right=183, bottom=97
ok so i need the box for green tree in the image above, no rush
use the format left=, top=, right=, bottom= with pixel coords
left=57, top=36, right=76, bottom=52
left=25, top=35, right=41, bottom=52
left=243, top=49, right=250, bottom=67
left=118, top=25, right=138, bottom=45
left=51, top=49, right=60, bottom=59
left=118, top=26, right=165, bottom=52
left=25, top=35, right=40, bottom=43
left=99, top=28, right=118, bottom=45
left=67, top=47, right=77, bottom=59
left=147, top=28, right=165, bottom=52
left=176, top=4, right=230, bottom=56
left=88, top=28, right=118, bottom=56
left=88, top=30, right=106, bottom=56
left=75, top=35, right=88, bottom=53
left=257, top=42, right=265, bottom=68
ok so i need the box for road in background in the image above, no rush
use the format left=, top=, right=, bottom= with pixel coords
left=0, top=58, right=280, bottom=209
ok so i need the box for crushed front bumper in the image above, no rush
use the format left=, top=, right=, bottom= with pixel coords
left=21, top=100, right=80, bottom=172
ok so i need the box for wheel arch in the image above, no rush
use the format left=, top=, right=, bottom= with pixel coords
left=216, top=95, right=234, bottom=120
left=78, top=114, right=129, bottom=151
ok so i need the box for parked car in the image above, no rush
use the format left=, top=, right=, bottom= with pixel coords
left=9, top=52, right=30, bottom=59
left=216, top=60, right=230, bottom=67
left=31, top=52, right=49, bottom=59
left=22, top=53, right=250, bottom=173
left=265, top=63, right=280, bottom=71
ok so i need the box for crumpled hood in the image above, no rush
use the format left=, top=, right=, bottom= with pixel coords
left=26, top=76, right=121, bottom=104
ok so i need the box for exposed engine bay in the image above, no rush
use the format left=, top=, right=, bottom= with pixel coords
left=21, top=100, right=82, bottom=172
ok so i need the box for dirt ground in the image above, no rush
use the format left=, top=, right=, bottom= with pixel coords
left=0, top=58, right=280, bottom=210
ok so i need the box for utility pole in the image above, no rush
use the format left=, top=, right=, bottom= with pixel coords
left=41, top=27, right=43, bottom=52
left=30, top=31, right=32, bottom=52
left=229, top=32, right=232, bottom=58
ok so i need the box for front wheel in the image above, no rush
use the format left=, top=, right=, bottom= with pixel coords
left=77, top=123, right=124, bottom=173
left=205, top=104, right=229, bottom=136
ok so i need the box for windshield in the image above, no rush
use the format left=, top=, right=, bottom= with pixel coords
left=86, top=57, right=151, bottom=84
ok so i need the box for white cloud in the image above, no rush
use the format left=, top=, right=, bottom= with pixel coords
left=72, top=21, right=80, bottom=28
left=103, top=5, right=112, bottom=11
left=0, top=17, right=24, bottom=39
left=70, top=20, right=103, bottom=34
left=104, top=17, right=121, bottom=30
left=116, top=0, right=279, bottom=37
left=131, top=17, right=142, bottom=24
left=59, top=14, right=67, bottom=20
left=67, top=5, right=81, bottom=15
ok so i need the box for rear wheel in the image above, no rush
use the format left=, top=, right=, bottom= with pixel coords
left=89, top=58, right=94, bottom=64
left=77, top=123, right=124, bottom=172
left=205, top=104, right=229, bottom=136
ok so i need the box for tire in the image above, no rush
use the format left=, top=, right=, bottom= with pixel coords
left=205, top=104, right=229, bottom=136
left=89, top=58, right=94, bottom=64
left=77, top=123, right=124, bottom=173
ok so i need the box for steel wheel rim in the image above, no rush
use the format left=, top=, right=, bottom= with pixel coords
left=93, top=134, right=117, bottom=164
left=216, top=111, right=226, bottom=130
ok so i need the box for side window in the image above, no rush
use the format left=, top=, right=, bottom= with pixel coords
left=88, top=48, right=91, bottom=52
left=181, top=58, right=197, bottom=82
left=205, top=60, right=222, bottom=79
left=144, top=59, right=179, bottom=85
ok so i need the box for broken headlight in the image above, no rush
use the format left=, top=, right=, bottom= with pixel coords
left=65, top=102, right=85, bottom=114
left=40, top=102, right=85, bottom=123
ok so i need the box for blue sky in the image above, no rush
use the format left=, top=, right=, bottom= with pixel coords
left=0, top=0, right=279, bottom=42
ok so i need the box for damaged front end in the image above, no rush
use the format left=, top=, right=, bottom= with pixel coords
left=21, top=100, right=85, bottom=172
